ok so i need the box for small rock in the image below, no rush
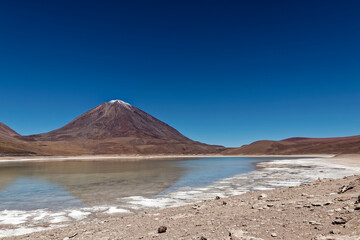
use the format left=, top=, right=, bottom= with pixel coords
left=271, top=232, right=277, bottom=237
left=258, top=193, right=268, bottom=200
left=215, top=196, right=221, bottom=200
left=69, top=233, right=78, bottom=239
left=355, top=195, right=360, bottom=204
left=311, top=202, right=322, bottom=207
left=229, top=229, right=262, bottom=240
left=223, top=201, right=227, bottom=205
left=200, top=237, right=207, bottom=240
left=335, top=197, right=346, bottom=202
left=252, top=203, right=262, bottom=209
left=309, top=221, right=321, bottom=225
left=330, top=229, right=340, bottom=234
left=332, top=217, right=347, bottom=225
left=158, top=226, right=167, bottom=233
left=312, top=234, right=324, bottom=240
left=338, top=185, right=353, bottom=194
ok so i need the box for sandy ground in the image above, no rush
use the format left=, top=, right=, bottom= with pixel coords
left=3, top=154, right=360, bottom=240
left=320, top=155, right=360, bottom=170
left=0, top=154, right=332, bottom=163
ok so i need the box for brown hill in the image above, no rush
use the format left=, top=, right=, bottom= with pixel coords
left=7, top=100, right=224, bottom=155
left=0, top=123, right=36, bottom=155
left=0, top=122, right=20, bottom=140
left=223, top=135, right=360, bottom=155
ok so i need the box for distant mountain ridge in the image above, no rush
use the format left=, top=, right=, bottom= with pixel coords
left=223, top=135, right=360, bottom=155
left=1, top=100, right=225, bottom=155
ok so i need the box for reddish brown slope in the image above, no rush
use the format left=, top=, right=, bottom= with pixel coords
left=0, top=122, right=20, bottom=140
left=25, top=100, right=193, bottom=142
left=223, top=135, right=360, bottom=155
left=0, top=123, right=36, bottom=155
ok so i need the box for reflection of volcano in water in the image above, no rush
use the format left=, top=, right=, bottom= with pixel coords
left=0, top=160, right=184, bottom=209
left=0, top=178, right=87, bottom=210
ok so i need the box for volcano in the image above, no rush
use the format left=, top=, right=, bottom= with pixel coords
left=28, top=100, right=194, bottom=142
left=15, top=100, right=224, bottom=155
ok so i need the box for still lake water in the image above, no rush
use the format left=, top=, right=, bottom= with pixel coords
left=0, top=157, right=267, bottom=211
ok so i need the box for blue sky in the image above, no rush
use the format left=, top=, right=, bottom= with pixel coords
left=1, top=0, right=360, bottom=147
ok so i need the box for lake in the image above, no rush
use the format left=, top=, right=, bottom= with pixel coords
left=0, top=157, right=267, bottom=211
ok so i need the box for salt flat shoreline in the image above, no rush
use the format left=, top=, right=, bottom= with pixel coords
left=1, top=154, right=359, bottom=239
left=0, top=154, right=333, bottom=163
left=317, top=154, right=360, bottom=170
left=5, top=159, right=360, bottom=239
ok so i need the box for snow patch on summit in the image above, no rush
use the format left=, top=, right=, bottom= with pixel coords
left=109, top=100, right=132, bottom=108
left=109, top=99, right=129, bottom=104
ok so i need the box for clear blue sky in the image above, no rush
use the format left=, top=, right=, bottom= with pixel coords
left=1, top=0, right=360, bottom=147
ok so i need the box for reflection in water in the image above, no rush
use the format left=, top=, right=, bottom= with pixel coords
left=0, top=178, right=87, bottom=210
left=161, top=157, right=266, bottom=193
left=0, top=159, right=185, bottom=210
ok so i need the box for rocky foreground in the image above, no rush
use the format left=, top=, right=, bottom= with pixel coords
left=7, top=175, right=360, bottom=240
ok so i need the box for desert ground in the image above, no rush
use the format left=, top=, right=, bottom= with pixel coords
left=2, top=154, right=359, bottom=240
